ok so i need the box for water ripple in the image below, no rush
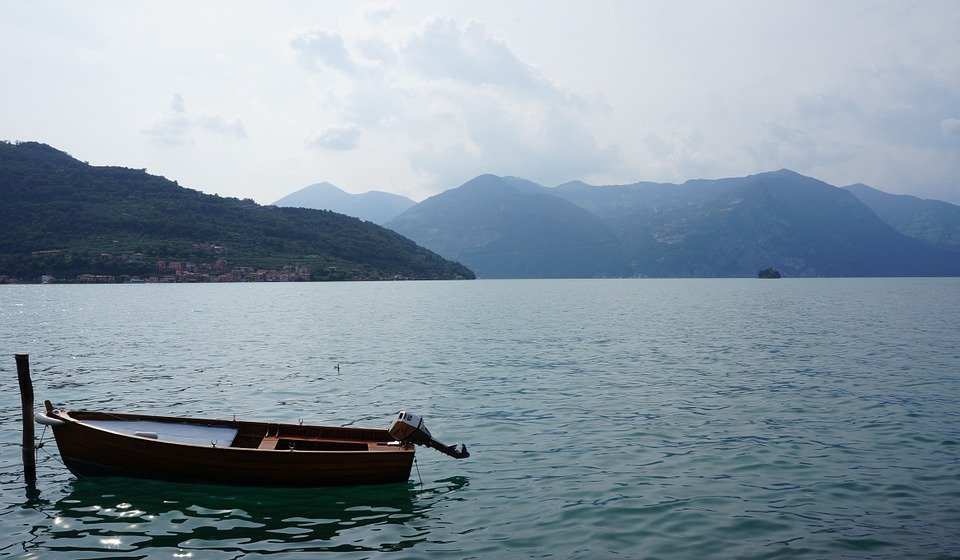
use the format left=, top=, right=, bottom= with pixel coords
left=1, top=279, right=959, bottom=558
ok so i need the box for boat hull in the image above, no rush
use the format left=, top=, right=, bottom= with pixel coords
left=45, top=409, right=415, bottom=487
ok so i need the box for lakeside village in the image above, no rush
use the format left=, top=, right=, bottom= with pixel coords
left=2, top=246, right=316, bottom=284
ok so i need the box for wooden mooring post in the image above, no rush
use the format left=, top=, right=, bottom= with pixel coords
left=16, top=354, right=37, bottom=487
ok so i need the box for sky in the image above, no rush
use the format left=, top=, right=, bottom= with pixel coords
left=2, top=0, right=959, bottom=204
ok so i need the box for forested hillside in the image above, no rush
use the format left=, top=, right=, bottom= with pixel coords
left=0, top=141, right=474, bottom=282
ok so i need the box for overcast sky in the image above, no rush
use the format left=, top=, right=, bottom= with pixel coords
left=2, top=0, right=959, bottom=204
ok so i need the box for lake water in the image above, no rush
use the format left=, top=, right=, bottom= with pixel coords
left=1, top=279, right=958, bottom=559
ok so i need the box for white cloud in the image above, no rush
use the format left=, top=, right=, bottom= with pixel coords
left=170, top=93, right=186, bottom=114
left=355, top=36, right=398, bottom=65
left=197, top=115, right=246, bottom=138
left=403, top=17, right=551, bottom=96
left=307, top=124, right=361, bottom=151
left=290, top=29, right=357, bottom=75
left=409, top=142, right=479, bottom=185
left=941, top=118, right=960, bottom=138
left=641, top=128, right=722, bottom=181
left=6, top=1, right=959, bottom=204
left=358, top=2, right=393, bottom=25
left=290, top=9, right=617, bottom=191
left=142, top=94, right=191, bottom=147
left=142, top=94, right=246, bottom=147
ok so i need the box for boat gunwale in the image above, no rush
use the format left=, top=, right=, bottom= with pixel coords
left=49, top=408, right=412, bottom=455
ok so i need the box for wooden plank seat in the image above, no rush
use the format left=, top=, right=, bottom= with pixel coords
left=256, top=434, right=372, bottom=451
left=258, top=436, right=280, bottom=450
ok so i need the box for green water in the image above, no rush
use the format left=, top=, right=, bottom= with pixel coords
left=1, top=279, right=959, bottom=558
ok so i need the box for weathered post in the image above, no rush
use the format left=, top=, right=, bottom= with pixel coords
left=16, top=354, right=37, bottom=487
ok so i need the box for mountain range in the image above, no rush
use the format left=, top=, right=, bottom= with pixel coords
left=844, top=183, right=960, bottom=253
left=273, top=182, right=415, bottom=225
left=384, top=170, right=960, bottom=278
left=0, top=142, right=473, bottom=282
left=8, top=139, right=957, bottom=281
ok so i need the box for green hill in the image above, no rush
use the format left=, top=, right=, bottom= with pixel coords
left=0, top=141, right=474, bottom=282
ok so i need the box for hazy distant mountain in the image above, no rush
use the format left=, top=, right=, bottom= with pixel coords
left=609, top=170, right=958, bottom=277
left=551, top=178, right=742, bottom=236
left=386, top=174, right=627, bottom=278
left=387, top=169, right=960, bottom=278
left=845, top=183, right=960, bottom=253
left=274, top=182, right=415, bottom=225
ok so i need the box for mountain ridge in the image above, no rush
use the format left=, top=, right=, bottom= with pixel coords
left=388, top=170, right=960, bottom=278
left=273, top=182, right=415, bottom=225
left=387, top=174, right=628, bottom=278
left=845, top=183, right=960, bottom=253
left=6, top=140, right=955, bottom=280
left=0, top=141, right=474, bottom=282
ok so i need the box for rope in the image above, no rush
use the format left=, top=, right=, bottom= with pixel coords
left=33, top=424, right=66, bottom=467
left=37, top=444, right=66, bottom=468
left=414, top=456, right=423, bottom=487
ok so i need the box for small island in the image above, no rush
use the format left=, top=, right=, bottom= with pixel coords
left=757, top=267, right=782, bottom=279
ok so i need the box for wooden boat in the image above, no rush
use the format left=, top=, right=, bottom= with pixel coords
left=35, top=401, right=468, bottom=487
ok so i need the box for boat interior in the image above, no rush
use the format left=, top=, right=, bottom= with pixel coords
left=69, top=411, right=405, bottom=452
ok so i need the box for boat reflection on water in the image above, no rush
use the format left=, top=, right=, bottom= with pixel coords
left=38, top=476, right=469, bottom=556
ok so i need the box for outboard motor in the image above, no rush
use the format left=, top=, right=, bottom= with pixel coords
left=388, top=411, right=470, bottom=459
